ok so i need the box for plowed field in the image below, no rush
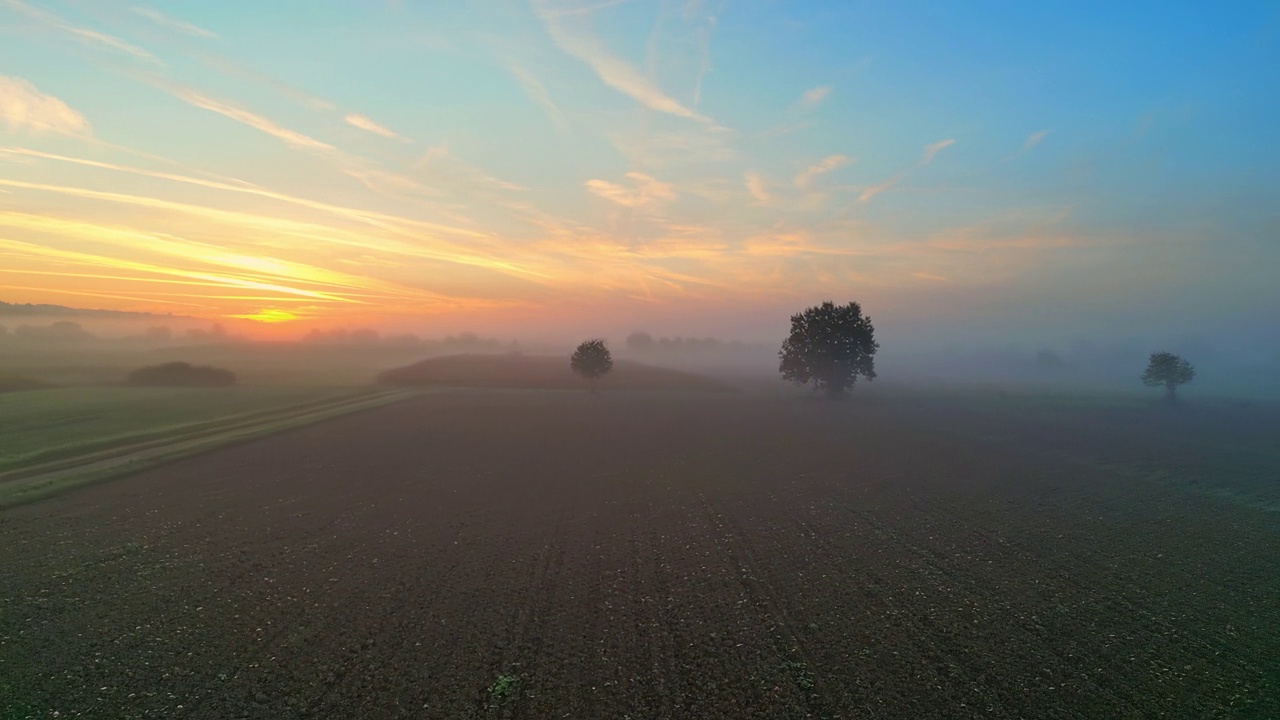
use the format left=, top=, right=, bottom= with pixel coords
left=3, top=391, right=1277, bottom=719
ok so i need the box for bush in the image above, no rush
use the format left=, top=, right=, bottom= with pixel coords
left=0, top=375, right=53, bottom=393
left=126, top=362, right=237, bottom=387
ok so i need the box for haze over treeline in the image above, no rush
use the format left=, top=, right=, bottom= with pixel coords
left=3, top=301, right=1278, bottom=399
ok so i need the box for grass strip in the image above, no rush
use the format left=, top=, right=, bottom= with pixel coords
left=0, top=389, right=423, bottom=509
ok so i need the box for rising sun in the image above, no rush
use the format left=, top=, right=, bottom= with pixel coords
left=228, top=308, right=299, bottom=323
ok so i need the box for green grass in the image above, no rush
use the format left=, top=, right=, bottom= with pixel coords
left=0, top=388, right=420, bottom=508
left=0, top=385, right=368, bottom=474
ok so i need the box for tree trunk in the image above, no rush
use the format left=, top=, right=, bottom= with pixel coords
left=1166, top=382, right=1177, bottom=403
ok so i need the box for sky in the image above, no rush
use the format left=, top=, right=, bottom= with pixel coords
left=0, top=0, right=1277, bottom=347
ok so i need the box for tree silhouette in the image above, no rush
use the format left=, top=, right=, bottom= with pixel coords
left=570, top=339, right=614, bottom=392
left=1141, top=351, right=1195, bottom=402
left=779, top=301, right=879, bottom=398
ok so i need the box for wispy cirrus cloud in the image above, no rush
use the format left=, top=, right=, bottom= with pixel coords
left=197, top=55, right=336, bottom=112
left=692, top=25, right=712, bottom=106
left=585, top=172, right=677, bottom=208
left=343, top=113, right=408, bottom=142
left=508, top=65, right=567, bottom=131
left=536, top=0, right=628, bottom=19
left=4, top=0, right=160, bottom=63
left=0, top=175, right=547, bottom=285
left=131, top=6, right=217, bottom=39
left=0, top=231, right=360, bottom=305
left=921, top=138, right=955, bottom=165
left=1003, top=129, right=1052, bottom=161
left=798, top=85, right=831, bottom=110
left=1023, top=129, right=1051, bottom=151
left=744, top=172, right=771, bottom=204
left=532, top=0, right=715, bottom=125
left=912, top=271, right=948, bottom=282
left=0, top=76, right=90, bottom=135
left=759, top=85, right=830, bottom=138
left=165, top=85, right=334, bottom=153
left=743, top=231, right=858, bottom=257
left=0, top=210, right=426, bottom=302
left=858, top=173, right=904, bottom=203
left=688, top=1, right=724, bottom=107
left=860, top=139, right=955, bottom=203
left=794, top=154, right=851, bottom=188
left=0, top=147, right=489, bottom=242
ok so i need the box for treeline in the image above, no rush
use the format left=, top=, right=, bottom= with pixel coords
left=0, top=321, right=232, bottom=344
left=301, top=329, right=515, bottom=351
left=0, top=322, right=511, bottom=352
left=624, top=332, right=750, bottom=354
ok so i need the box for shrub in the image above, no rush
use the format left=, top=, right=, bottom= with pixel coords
left=126, top=361, right=236, bottom=387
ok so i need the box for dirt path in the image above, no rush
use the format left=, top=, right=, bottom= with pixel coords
left=2, top=392, right=1277, bottom=719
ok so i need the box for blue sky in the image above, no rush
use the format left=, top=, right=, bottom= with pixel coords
left=0, top=0, right=1276, bottom=348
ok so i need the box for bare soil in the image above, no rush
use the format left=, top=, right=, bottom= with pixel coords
left=2, top=391, right=1277, bottom=719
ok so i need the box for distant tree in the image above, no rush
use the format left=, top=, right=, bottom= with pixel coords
left=442, top=332, right=487, bottom=350
left=779, top=300, right=879, bottom=398
left=570, top=339, right=614, bottom=392
left=185, top=323, right=229, bottom=342
left=1142, top=351, right=1195, bottom=402
left=626, top=331, right=655, bottom=353
left=384, top=333, right=421, bottom=348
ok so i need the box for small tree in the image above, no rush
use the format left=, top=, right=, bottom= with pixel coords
left=779, top=300, right=879, bottom=398
left=570, top=339, right=613, bottom=392
left=1141, top=351, right=1195, bottom=402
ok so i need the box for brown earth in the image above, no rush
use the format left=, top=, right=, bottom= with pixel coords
left=2, top=391, right=1278, bottom=719
left=378, top=353, right=735, bottom=392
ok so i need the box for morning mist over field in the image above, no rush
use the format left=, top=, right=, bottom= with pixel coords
left=6, top=5, right=1280, bottom=719
left=1, top=0, right=1276, bottom=382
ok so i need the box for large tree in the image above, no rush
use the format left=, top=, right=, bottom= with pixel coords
left=1141, top=351, right=1195, bottom=402
left=779, top=301, right=879, bottom=398
left=570, top=339, right=614, bottom=392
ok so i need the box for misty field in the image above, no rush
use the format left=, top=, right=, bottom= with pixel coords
left=2, top=390, right=1278, bottom=719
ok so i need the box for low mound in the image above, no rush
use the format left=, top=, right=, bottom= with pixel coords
left=0, top=376, right=54, bottom=394
left=127, top=361, right=237, bottom=388
left=378, top=354, right=735, bottom=392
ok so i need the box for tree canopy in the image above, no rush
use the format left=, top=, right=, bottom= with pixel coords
left=779, top=301, right=879, bottom=397
left=570, top=339, right=614, bottom=389
left=1141, top=351, right=1195, bottom=401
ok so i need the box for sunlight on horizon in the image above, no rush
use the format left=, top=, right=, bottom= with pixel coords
left=226, top=308, right=300, bottom=324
